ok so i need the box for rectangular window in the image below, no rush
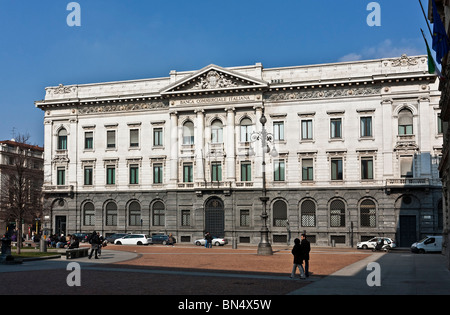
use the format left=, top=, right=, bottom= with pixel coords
left=84, top=167, right=93, bottom=186
left=181, top=210, right=191, bottom=226
left=241, top=162, right=252, bottom=181
left=106, top=166, right=116, bottom=185
left=129, top=165, right=139, bottom=184
left=240, top=209, right=250, bottom=227
left=361, top=157, right=374, bottom=180
left=330, top=118, right=342, bottom=138
left=84, top=131, right=93, bottom=149
left=57, top=167, right=65, bottom=186
left=183, top=163, right=193, bottom=183
left=107, top=130, right=116, bottom=149
left=302, top=158, right=314, bottom=181
left=400, top=156, right=413, bottom=178
left=331, top=158, right=343, bottom=180
left=273, top=121, right=284, bottom=141
left=130, top=129, right=139, bottom=147
left=153, top=128, right=163, bottom=146
left=273, top=160, right=285, bottom=181
left=153, top=164, right=163, bottom=184
left=301, top=120, right=313, bottom=140
left=438, top=114, right=443, bottom=134
left=360, top=117, right=372, bottom=137
left=211, top=162, right=222, bottom=182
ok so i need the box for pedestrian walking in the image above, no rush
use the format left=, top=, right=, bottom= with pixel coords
left=205, top=232, right=213, bottom=248
left=88, top=230, right=101, bottom=259
left=290, top=238, right=305, bottom=279
left=301, top=233, right=311, bottom=277
left=97, top=232, right=104, bottom=257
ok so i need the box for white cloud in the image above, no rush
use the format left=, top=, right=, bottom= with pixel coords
left=338, top=39, right=423, bottom=62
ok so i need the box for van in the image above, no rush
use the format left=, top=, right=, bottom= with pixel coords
left=410, top=236, right=443, bottom=253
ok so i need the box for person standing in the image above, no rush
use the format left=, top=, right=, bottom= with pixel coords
left=88, top=231, right=100, bottom=259
left=290, top=238, right=305, bottom=279
left=301, top=234, right=311, bottom=277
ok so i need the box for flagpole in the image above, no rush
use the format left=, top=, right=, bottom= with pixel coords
left=419, top=0, right=433, bottom=37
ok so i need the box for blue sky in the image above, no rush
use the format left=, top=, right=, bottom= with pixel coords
left=0, top=0, right=434, bottom=146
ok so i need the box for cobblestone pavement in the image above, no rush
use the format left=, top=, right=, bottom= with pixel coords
left=0, top=244, right=372, bottom=296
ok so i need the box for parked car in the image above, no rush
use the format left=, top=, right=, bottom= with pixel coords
left=411, top=236, right=443, bottom=253
left=72, top=233, right=89, bottom=243
left=114, top=234, right=151, bottom=245
left=149, top=234, right=176, bottom=245
left=105, top=233, right=130, bottom=244
left=357, top=237, right=396, bottom=250
left=194, top=236, right=228, bottom=246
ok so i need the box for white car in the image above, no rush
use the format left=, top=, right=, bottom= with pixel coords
left=114, top=234, right=151, bottom=245
left=357, top=237, right=396, bottom=250
left=194, top=237, right=228, bottom=246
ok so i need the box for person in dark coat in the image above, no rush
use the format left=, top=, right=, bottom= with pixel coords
left=290, top=238, right=306, bottom=279
left=88, top=231, right=101, bottom=259
left=300, top=234, right=311, bottom=277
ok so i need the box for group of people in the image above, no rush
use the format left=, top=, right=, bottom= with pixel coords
left=290, top=234, right=311, bottom=279
left=47, top=234, right=79, bottom=249
left=87, top=231, right=105, bottom=259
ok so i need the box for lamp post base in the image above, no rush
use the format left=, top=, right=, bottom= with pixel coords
left=257, top=229, right=273, bottom=256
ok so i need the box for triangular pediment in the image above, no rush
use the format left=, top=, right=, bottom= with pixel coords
left=160, top=64, right=268, bottom=96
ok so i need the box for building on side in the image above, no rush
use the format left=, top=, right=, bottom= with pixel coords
left=35, top=55, right=443, bottom=247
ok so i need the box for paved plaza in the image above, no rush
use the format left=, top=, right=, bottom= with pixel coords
left=1, top=244, right=449, bottom=298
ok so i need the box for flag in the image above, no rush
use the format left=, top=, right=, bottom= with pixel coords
left=431, top=0, right=449, bottom=64
left=422, top=29, right=443, bottom=79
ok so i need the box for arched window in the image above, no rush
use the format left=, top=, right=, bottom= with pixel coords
left=330, top=199, right=345, bottom=227
left=301, top=200, right=316, bottom=227
left=105, top=201, right=117, bottom=226
left=273, top=200, right=287, bottom=227
left=240, top=117, right=253, bottom=142
left=128, top=201, right=141, bottom=226
left=58, top=128, right=68, bottom=150
left=360, top=199, right=376, bottom=227
left=183, top=121, right=194, bottom=145
left=152, top=201, right=165, bottom=226
left=83, top=202, right=95, bottom=226
left=398, top=108, right=413, bottom=135
left=211, top=119, right=223, bottom=143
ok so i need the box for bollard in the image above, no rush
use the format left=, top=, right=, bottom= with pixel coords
left=40, top=238, right=47, bottom=253
left=232, top=238, right=237, bottom=249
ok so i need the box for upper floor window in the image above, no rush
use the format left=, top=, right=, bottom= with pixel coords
left=360, top=117, right=372, bottom=137
left=330, top=118, right=342, bottom=139
left=398, top=108, right=413, bottom=135
left=211, top=119, right=223, bottom=143
left=107, top=130, right=116, bottom=149
left=273, top=121, right=285, bottom=141
left=183, top=121, right=194, bottom=145
left=58, top=129, right=68, bottom=150
left=153, top=128, right=163, bottom=146
left=240, top=117, right=253, bottom=142
left=130, top=129, right=139, bottom=148
left=301, top=119, right=313, bottom=140
left=84, top=131, right=93, bottom=150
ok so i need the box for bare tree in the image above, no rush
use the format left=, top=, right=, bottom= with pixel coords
left=0, top=134, right=44, bottom=254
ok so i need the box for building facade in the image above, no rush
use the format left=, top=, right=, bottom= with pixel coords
left=36, top=55, right=443, bottom=247
left=429, top=0, right=450, bottom=268
left=0, top=140, right=44, bottom=234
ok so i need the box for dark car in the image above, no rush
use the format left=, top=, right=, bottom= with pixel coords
left=150, top=234, right=176, bottom=245
left=72, top=233, right=89, bottom=243
left=105, top=233, right=130, bottom=244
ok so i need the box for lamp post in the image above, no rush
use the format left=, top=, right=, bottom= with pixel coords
left=249, top=109, right=277, bottom=255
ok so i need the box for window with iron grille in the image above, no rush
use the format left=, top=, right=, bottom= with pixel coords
left=152, top=201, right=165, bottom=226
left=240, top=209, right=250, bottom=227
left=129, top=201, right=141, bottom=226
left=83, top=202, right=95, bottom=226
left=330, top=199, right=345, bottom=227
left=105, top=202, right=117, bottom=226
left=360, top=199, right=376, bottom=227
left=181, top=210, right=190, bottom=226
left=301, top=200, right=316, bottom=227
left=273, top=200, right=287, bottom=227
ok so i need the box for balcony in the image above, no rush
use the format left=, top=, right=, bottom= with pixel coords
left=385, top=178, right=429, bottom=187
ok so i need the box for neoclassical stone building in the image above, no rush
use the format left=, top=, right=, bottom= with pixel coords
left=36, top=54, right=443, bottom=247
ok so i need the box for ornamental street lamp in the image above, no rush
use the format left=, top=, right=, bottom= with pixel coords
left=249, top=109, right=277, bottom=255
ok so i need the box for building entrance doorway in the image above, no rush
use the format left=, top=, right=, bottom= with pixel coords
left=399, top=215, right=417, bottom=247
left=55, top=216, right=66, bottom=236
left=205, top=198, right=224, bottom=237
